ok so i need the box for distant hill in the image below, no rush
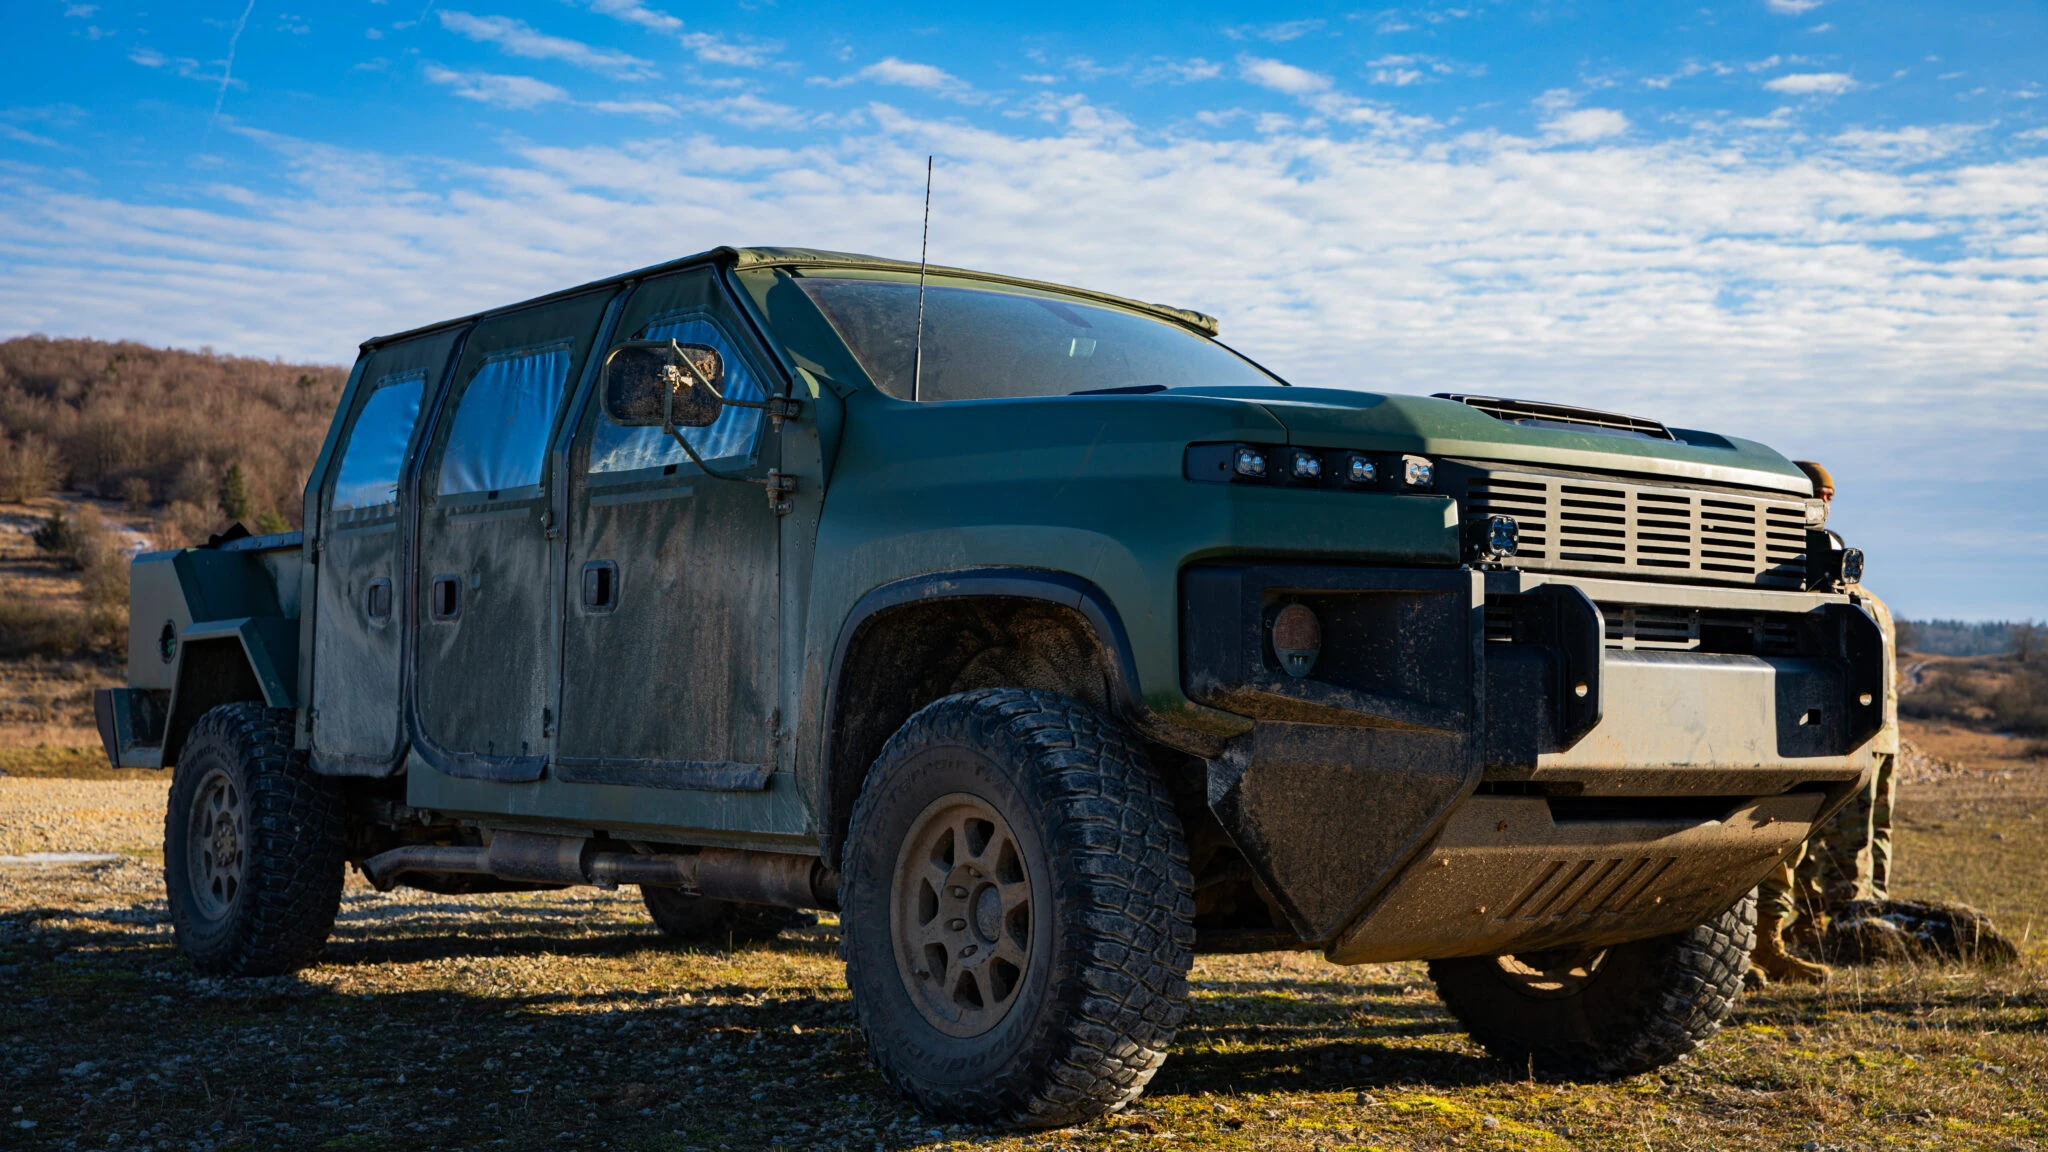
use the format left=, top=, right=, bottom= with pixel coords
left=0, top=335, right=347, bottom=543
left=1901, top=619, right=2040, bottom=658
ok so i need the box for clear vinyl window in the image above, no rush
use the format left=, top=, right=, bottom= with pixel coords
left=330, top=370, right=426, bottom=511
left=588, top=316, right=765, bottom=474
left=437, top=345, right=572, bottom=496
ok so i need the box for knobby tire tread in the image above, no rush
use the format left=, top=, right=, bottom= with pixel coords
left=166, top=703, right=346, bottom=977
left=1431, top=893, right=1756, bottom=1079
left=843, top=688, right=1196, bottom=1128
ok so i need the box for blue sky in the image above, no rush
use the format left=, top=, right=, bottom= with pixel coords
left=4, top=1, right=2046, bottom=619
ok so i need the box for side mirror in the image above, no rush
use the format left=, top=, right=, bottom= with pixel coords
left=601, top=341, right=725, bottom=429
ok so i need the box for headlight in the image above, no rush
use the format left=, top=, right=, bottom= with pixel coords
left=1185, top=443, right=1439, bottom=495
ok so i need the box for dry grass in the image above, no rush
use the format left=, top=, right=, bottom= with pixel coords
left=1, top=722, right=2041, bottom=1152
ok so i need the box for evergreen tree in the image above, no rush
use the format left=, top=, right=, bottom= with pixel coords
left=218, top=463, right=250, bottom=522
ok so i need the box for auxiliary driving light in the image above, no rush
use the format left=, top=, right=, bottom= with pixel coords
left=1271, top=603, right=1322, bottom=679
left=1478, top=514, right=1519, bottom=563
left=1233, top=447, right=1267, bottom=478
left=1401, top=455, right=1435, bottom=490
left=1289, top=449, right=1322, bottom=480
left=1345, top=454, right=1377, bottom=485
left=1839, top=547, right=1864, bottom=585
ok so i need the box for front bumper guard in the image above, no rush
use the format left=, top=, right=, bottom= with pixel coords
left=1181, top=564, right=1886, bottom=956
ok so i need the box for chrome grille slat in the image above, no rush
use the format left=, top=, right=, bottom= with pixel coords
left=1454, top=464, right=1809, bottom=589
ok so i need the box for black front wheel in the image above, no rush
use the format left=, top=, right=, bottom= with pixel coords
left=1428, top=893, right=1756, bottom=1079
left=840, top=689, right=1195, bottom=1128
left=164, top=703, right=346, bottom=976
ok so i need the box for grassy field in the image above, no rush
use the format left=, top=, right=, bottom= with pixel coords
left=2, top=723, right=2042, bottom=1152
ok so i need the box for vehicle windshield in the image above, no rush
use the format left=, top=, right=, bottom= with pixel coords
left=794, top=277, right=1284, bottom=401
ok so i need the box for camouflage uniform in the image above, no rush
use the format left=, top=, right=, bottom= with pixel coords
left=1758, top=589, right=1899, bottom=925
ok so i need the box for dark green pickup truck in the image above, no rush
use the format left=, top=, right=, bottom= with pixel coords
left=99, top=247, right=1889, bottom=1126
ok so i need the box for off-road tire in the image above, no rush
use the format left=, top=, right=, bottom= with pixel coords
left=640, top=885, right=808, bottom=947
left=1428, top=893, right=1756, bottom=1079
left=164, top=702, right=347, bottom=976
left=840, top=689, right=1195, bottom=1128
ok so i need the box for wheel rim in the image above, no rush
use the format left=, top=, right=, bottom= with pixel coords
left=891, top=792, right=1035, bottom=1038
left=186, top=767, right=247, bottom=921
left=1494, top=946, right=1609, bottom=998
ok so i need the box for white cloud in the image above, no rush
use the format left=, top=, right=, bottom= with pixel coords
left=421, top=65, right=568, bottom=108
left=815, top=58, right=983, bottom=104
left=1239, top=56, right=1329, bottom=96
left=584, top=0, right=680, bottom=34
left=1831, top=125, right=1985, bottom=163
left=3, top=110, right=2046, bottom=614
left=437, top=11, right=655, bottom=79
left=1765, top=71, right=1856, bottom=95
left=1541, top=107, right=1629, bottom=141
left=1765, top=0, right=1824, bottom=12
left=681, top=94, right=817, bottom=130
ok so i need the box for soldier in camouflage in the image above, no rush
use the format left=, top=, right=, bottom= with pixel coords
left=1749, top=461, right=1898, bottom=986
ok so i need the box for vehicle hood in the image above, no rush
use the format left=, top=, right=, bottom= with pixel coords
left=1167, top=385, right=1811, bottom=496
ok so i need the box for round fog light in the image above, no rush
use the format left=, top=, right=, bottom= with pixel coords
left=1272, top=603, right=1322, bottom=679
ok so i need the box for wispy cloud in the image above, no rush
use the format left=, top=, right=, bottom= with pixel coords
left=438, top=11, right=656, bottom=79
left=579, top=0, right=774, bottom=67
left=1226, top=19, right=1325, bottom=43
left=1765, top=0, right=1825, bottom=13
left=1764, top=71, right=1856, bottom=95
left=813, top=58, right=984, bottom=104
left=422, top=65, right=569, bottom=108
left=1238, top=56, right=1423, bottom=131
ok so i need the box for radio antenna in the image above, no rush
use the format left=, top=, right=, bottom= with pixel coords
left=912, top=155, right=933, bottom=402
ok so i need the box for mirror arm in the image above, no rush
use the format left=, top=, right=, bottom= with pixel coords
left=660, top=409, right=798, bottom=514
left=667, top=340, right=802, bottom=424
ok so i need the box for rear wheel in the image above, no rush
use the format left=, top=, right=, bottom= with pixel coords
left=840, top=689, right=1195, bottom=1128
left=640, top=885, right=807, bottom=947
left=164, top=703, right=346, bottom=976
left=1428, top=893, right=1755, bottom=1078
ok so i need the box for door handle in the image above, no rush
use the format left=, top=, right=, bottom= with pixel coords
left=365, top=577, right=393, bottom=625
left=429, top=574, right=461, bottom=621
left=581, top=560, right=619, bottom=613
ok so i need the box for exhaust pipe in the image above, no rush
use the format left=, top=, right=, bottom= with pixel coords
left=363, top=832, right=838, bottom=910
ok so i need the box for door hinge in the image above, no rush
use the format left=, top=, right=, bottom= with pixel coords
left=766, top=395, right=803, bottom=428
left=765, top=470, right=797, bottom=515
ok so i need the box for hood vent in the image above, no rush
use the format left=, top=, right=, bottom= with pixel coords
left=1435, top=394, right=1675, bottom=441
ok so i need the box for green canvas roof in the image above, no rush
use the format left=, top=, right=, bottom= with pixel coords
left=365, top=246, right=1219, bottom=349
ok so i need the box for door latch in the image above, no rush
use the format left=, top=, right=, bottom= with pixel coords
left=765, top=470, right=797, bottom=515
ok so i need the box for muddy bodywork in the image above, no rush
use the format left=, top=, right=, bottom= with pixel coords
left=108, top=245, right=1890, bottom=964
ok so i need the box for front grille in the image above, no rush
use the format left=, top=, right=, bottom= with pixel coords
left=1485, top=599, right=1809, bottom=657
left=1450, top=463, right=1809, bottom=589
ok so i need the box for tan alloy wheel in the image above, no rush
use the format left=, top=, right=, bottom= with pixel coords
left=1493, top=947, right=1609, bottom=998
left=186, top=766, right=248, bottom=920
left=891, top=792, right=1035, bottom=1038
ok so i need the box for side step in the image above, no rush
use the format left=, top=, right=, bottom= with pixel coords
left=362, top=832, right=839, bottom=910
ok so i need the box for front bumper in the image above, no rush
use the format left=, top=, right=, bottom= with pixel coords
left=1181, top=564, right=1886, bottom=959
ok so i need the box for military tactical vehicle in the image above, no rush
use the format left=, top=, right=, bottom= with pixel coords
left=100, top=247, right=1888, bottom=1127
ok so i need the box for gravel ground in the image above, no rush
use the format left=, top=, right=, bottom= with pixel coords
left=2, top=760, right=2043, bottom=1152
